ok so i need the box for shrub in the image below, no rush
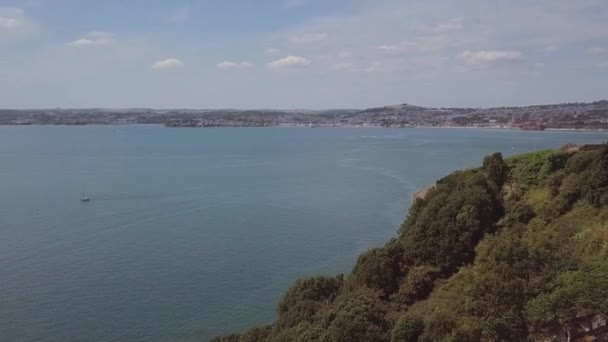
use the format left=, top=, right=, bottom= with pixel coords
left=507, top=150, right=564, bottom=188
left=527, top=261, right=608, bottom=332
left=271, top=322, right=326, bottom=342
left=401, top=171, right=502, bottom=274
left=482, top=152, right=509, bottom=188
left=349, top=241, right=404, bottom=297
left=241, top=325, right=271, bottom=342
left=391, top=314, right=424, bottom=342
left=466, top=231, right=534, bottom=340
left=392, top=266, right=440, bottom=306
left=275, top=300, right=322, bottom=330
left=501, top=201, right=535, bottom=227
left=210, top=334, right=241, bottom=342
left=321, top=290, right=389, bottom=342
left=278, top=275, right=343, bottom=315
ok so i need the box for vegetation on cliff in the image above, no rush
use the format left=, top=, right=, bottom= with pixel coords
left=213, top=145, right=608, bottom=341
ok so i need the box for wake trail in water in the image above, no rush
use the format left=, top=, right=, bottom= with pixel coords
left=337, top=149, right=416, bottom=194
left=89, top=190, right=206, bottom=202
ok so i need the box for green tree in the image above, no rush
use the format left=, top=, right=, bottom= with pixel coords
left=241, top=325, right=271, bottom=342
left=278, top=275, right=343, bottom=315
left=349, top=240, right=404, bottom=297
left=401, top=171, right=502, bottom=274
left=482, top=152, right=509, bottom=188
left=391, top=314, right=424, bottom=342
left=321, top=290, right=389, bottom=342
left=527, top=261, right=608, bottom=333
left=466, top=231, right=533, bottom=340
left=392, top=265, right=440, bottom=306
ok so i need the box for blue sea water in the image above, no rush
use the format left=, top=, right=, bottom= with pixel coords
left=0, top=126, right=606, bottom=341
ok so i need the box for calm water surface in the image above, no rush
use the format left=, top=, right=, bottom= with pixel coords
left=1, top=126, right=606, bottom=341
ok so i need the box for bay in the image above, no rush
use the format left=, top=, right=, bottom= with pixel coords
left=0, top=126, right=606, bottom=341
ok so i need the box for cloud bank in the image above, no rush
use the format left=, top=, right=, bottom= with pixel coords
left=267, top=56, right=311, bottom=70
left=67, top=32, right=114, bottom=46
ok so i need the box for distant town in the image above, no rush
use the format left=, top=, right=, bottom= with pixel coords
left=1, top=100, right=608, bottom=130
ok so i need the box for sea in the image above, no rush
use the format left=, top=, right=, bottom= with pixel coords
left=0, top=126, right=606, bottom=341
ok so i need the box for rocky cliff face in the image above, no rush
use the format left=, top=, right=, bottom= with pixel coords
left=542, top=314, right=608, bottom=342
left=410, top=184, right=436, bottom=202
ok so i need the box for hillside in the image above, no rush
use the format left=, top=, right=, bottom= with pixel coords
left=339, top=101, right=608, bottom=129
left=213, top=144, right=608, bottom=341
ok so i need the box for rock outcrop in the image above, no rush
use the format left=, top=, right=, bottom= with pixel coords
left=541, top=314, right=608, bottom=342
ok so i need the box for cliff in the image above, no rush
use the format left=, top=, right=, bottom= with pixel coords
left=214, top=144, right=608, bottom=342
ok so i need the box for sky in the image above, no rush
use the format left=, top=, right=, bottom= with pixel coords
left=0, top=0, right=607, bottom=109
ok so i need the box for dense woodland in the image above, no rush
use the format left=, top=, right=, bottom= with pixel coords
left=213, top=144, right=608, bottom=341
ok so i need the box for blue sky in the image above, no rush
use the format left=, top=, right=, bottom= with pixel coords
left=1, top=0, right=607, bottom=109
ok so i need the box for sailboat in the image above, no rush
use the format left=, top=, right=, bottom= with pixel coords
left=80, top=185, right=90, bottom=202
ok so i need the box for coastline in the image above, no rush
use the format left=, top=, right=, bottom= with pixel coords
left=3, top=123, right=607, bottom=132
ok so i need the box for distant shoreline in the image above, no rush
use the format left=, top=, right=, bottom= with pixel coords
left=2, top=101, right=607, bottom=130
left=2, top=123, right=607, bottom=132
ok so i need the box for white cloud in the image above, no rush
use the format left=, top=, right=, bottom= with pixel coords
left=420, top=18, right=463, bottom=34
left=378, top=44, right=402, bottom=53
left=377, top=36, right=449, bottom=56
left=290, top=32, right=327, bottom=43
left=67, top=39, right=95, bottom=46
left=599, top=61, right=608, bottom=69
left=265, top=48, right=280, bottom=55
left=217, top=61, right=254, bottom=69
left=152, top=58, right=184, bottom=70
left=166, top=5, right=190, bottom=24
left=587, top=47, right=607, bottom=55
left=67, top=31, right=114, bottom=46
left=0, top=16, right=20, bottom=30
left=364, top=61, right=387, bottom=73
left=267, top=55, right=311, bottom=70
left=458, top=50, right=523, bottom=66
left=0, top=7, right=30, bottom=33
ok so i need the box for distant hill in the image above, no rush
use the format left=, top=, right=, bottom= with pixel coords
left=213, top=144, right=608, bottom=342
left=339, top=101, right=608, bottom=129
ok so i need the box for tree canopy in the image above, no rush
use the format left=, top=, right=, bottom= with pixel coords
left=214, top=145, right=608, bottom=342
